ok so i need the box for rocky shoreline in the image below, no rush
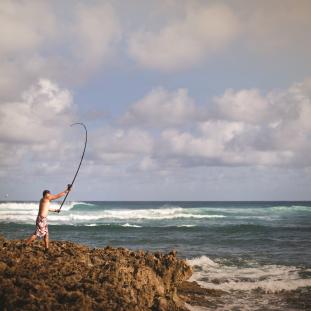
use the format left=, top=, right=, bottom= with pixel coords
left=0, top=236, right=218, bottom=311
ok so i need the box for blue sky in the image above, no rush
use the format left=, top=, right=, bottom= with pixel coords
left=0, top=0, right=311, bottom=200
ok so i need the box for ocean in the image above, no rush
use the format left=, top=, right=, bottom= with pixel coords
left=1, top=201, right=311, bottom=310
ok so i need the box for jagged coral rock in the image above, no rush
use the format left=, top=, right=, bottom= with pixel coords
left=0, top=236, right=192, bottom=311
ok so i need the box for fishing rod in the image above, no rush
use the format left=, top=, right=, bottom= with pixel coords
left=58, top=122, right=87, bottom=212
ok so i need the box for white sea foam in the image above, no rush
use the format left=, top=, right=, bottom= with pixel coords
left=122, top=223, right=142, bottom=228
left=2, top=202, right=309, bottom=225
left=270, top=205, right=311, bottom=213
left=177, top=224, right=196, bottom=227
left=0, top=202, right=38, bottom=211
left=0, top=202, right=226, bottom=224
left=107, top=209, right=221, bottom=220
left=0, top=201, right=77, bottom=211
left=0, top=201, right=95, bottom=224
left=188, top=255, right=219, bottom=268
left=190, top=204, right=311, bottom=216
left=48, top=211, right=225, bottom=222
left=187, top=256, right=311, bottom=293
left=74, top=202, right=96, bottom=206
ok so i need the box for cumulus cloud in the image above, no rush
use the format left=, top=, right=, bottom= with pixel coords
left=0, top=1, right=56, bottom=57
left=214, top=79, right=311, bottom=133
left=128, top=4, right=239, bottom=71
left=3, top=77, right=310, bottom=187
left=1, top=0, right=309, bottom=101
left=0, top=1, right=121, bottom=100
left=173, top=78, right=311, bottom=167
left=125, top=0, right=311, bottom=72
left=160, top=126, right=294, bottom=167
left=122, top=87, right=204, bottom=126
left=0, top=79, right=73, bottom=144
left=1, top=1, right=311, bottom=200
left=214, top=89, right=273, bottom=124
left=0, top=1, right=56, bottom=98
left=92, top=127, right=154, bottom=165
left=68, top=2, right=121, bottom=72
left=0, top=79, right=77, bottom=179
left=87, top=78, right=311, bottom=171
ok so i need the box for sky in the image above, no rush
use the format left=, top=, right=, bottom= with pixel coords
left=0, top=0, right=311, bottom=201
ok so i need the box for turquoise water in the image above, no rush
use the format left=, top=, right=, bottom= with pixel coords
left=1, top=201, right=311, bottom=309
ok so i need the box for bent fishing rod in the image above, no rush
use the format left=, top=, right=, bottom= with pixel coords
left=58, top=122, right=87, bottom=212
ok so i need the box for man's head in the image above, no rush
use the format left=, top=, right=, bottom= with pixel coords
left=43, top=190, right=51, bottom=198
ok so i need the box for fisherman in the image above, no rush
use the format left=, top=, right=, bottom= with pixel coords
left=26, top=185, right=72, bottom=250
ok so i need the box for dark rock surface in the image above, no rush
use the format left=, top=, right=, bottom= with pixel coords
left=0, top=236, right=192, bottom=311
left=178, top=281, right=224, bottom=309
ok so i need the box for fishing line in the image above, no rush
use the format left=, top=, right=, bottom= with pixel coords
left=58, top=122, right=87, bottom=212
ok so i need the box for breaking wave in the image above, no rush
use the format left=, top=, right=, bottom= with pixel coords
left=0, top=202, right=226, bottom=225
left=187, top=255, right=311, bottom=293
left=1, top=201, right=310, bottom=227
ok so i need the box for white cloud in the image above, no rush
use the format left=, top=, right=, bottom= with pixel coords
left=161, top=128, right=223, bottom=158
left=139, top=156, right=157, bottom=171
left=214, top=79, right=311, bottom=133
left=0, top=1, right=56, bottom=57
left=118, top=79, right=311, bottom=169
left=128, top=4, right=239, bottom=71
left=1, top=1, right=310, bottom=200
left=3, top=78, right=310, bottom=185
left=214, top=89, right=272, bottom=124
left=0, top=143, right=26, bottom=169
left=0, top=79, right=73, bottom=144
left=0, top=78, right=79, bottom=182
left=92, top=127, right=154, bottom=165
left=199, top=120, right=246, bottom=144
left=184, top=79, right=311, bottom=167
left=70, top=2, right=122, bottom=71
left=160, top=121, right=246, bottom=164
left=0, top=1, right=56, bottom=99
left=115, top=79, right=307, bottom=169
left=122, top=87, right=202, bottom=126
left=160, top=123, right=295, bottom=167
left=0, top=1, right=121, bottom=100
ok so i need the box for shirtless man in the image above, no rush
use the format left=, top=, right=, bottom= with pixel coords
left=26, top=185, right=71, bottom=250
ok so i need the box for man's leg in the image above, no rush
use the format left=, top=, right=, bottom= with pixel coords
left=26, top=234, right=36, bottom=245
left=44, top=234, right=49, bottom=249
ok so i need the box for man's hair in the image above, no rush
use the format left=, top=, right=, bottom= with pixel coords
left=43, top=190, right=51, bottom=197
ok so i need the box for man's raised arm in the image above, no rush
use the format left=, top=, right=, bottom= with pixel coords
left=47, top=187, right=71, bottom=201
